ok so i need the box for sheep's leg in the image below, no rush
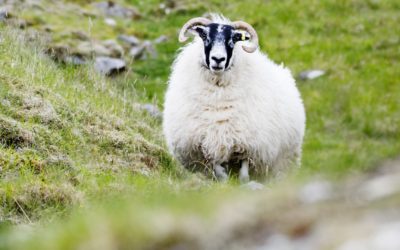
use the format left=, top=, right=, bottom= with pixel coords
left=239, top=160, right=250, bottom=183
left=239, top=160, right=264, bottom=190
left=214, top=164, right=228, bottom=182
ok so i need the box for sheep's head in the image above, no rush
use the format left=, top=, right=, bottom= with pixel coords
left=179, top=17, right=259, bottom=74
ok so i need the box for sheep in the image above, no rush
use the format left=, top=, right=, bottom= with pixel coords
left=163, top=15, right=306, bottom=183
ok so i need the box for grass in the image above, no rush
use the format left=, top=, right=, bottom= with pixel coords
left=0, top=0, right=400, bottom=249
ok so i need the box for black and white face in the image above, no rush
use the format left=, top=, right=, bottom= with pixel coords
left=193, top=23, right=249, bottom=74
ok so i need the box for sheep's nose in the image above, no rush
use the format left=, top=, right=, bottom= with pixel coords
left=211, top=56, right=226, bottom=64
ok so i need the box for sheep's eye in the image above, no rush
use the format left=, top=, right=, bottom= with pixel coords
left=233, top=32, right=249, bottom=43
left=232, top=33, right=242, bottom=43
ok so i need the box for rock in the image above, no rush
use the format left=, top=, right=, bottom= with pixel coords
left=241, top=181, right=264, bottom=191
left=64, top=56, right=86, bottom=66
left=75, top=40, right=123, bottom=58
left=93, top=1, right=141, bottom=19
left=129, top=41, right=157, bottom=60
left=76, top=41, right=111, bottom=57
left=71, top=30, right=90, bottom=41
left=358, top=173, right=400, bottom=201
left=0, top=6, right=12, bottom=21
left=154, top=35, right=168, bottom=44
left=129, top=44, right=146, bottom=59
left=46, top=44, right=71, bottom=63
left=140, top=104, right=162, bottom=119
left=298, top=69, right=325, bottom=80
left=337, top=222, right=400, bottom=250
left=104, top=17, right=116, bottom=27
left=81, top=10, right=98, bottom=18
left=298, top=180, right=332, bottom=203
left=118, top=34, right=141, bottom=46
left=94, top=57, right=126, bottom=76
left=143, top=41, right=157, bottom=58
left=102, top=40, right=124, bottom=58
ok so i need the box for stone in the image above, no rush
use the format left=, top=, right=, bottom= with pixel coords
left=129, top=44, right=146, bottom=59
left=71, top=30, right=90, bottom=41
left=46, top=44, right=71, bottom=63
left=299, top=69, right=325, bottom=80
left=102, top=40, right=124, bottom=58
left=76, top=41, right=111, bottom=57
left=298, top=180, right=332, bottom=203
left=118, top=34, right=141, bottom=46
left=93, top=1, right=141, bottom=19
left=104, top=17, right=116, bottom=27
left=0, top=6, right=12, bottom=21
left=64, top=56, right=86, bottom=66
left=140, top=104, right=162, bottom=119
left=241, top=181, right=264, bottom=191
left=94, top=57, right=126, bottom=76
left=154, top=35, right=168, bottom=44
left=129, top=41, right=157, bottom=60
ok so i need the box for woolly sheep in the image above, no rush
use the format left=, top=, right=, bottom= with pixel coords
left=163, top=15, right=306, bottom=183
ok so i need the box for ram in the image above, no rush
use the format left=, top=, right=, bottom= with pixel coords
left=163, top=15, right=306, bottom=184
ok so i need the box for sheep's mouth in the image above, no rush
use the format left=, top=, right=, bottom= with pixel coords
left=211, top=66, right=223, bottom=71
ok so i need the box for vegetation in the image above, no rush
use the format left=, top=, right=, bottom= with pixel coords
left=0, top=0, right=399, bottom=249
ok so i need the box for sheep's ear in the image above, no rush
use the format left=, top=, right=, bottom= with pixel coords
left=189, top=25, right=208, bottom=40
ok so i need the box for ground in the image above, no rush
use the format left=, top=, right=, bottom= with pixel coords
left=0, top=0, right=399, bottom=249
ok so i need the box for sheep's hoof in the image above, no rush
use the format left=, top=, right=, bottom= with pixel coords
left=241, top=181, right=264, bottom=191
left=214, top=165, right=228, bottom=182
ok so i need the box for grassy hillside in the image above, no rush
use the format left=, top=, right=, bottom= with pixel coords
left=0, top=0, right=400, bottom=249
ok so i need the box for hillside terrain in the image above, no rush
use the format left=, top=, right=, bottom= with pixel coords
left=0, top=0, right=400, bottom=249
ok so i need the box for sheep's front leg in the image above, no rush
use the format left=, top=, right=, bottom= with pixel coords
left=239, top=160, right=250, bottom=183
left=214, top=164, right=228, bottom=182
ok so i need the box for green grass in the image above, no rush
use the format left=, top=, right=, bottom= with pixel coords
left=1, top=0, right=400, bottom=249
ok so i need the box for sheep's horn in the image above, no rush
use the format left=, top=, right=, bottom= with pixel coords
left=179, top=17, right=212, bottom=43
left=232, top=21, right=259, bottom=53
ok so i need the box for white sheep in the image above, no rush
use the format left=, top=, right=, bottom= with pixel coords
left=163, top=15, right=306, bottom=183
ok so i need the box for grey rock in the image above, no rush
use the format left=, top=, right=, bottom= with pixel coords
left=0, top=7, right=11, bottom=21
left=94, top=57, right=126, bottom=76
left=71, top=30, right=90, bottom=41
left=299, top=69, right=325, bottom=80
left=118, top=34, right=141, bottom=46
left=140, top=104, right=162, bottom=119
left=298, top=180, right=332, bottom=203
left=104, top=17, right=116, bottom=27
left=143, top=41, right=158, bottom=58
left=46, top=44, right=71, bottom=63
left=129, top=44, right=146, bottom=59
left=76, top=41, right=111, bottom=57
left=64, top=56, right=86, bottom=66
left=102, top=39, right=124, bottom=58
left=241, top=181, right=264, bottom=191
left=154, top=35, right=168, bottom=44
left=129, top=41, right=157, bottom=60
left=93, top=1, right=141, bottom=19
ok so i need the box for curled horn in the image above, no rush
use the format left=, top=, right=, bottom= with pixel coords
left=179, top=17, right=212, bottom=43
left=232, top=21, right=259, bottom=53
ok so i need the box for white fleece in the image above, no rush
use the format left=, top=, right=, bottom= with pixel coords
left=163, top=24, right=306, bottom=179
